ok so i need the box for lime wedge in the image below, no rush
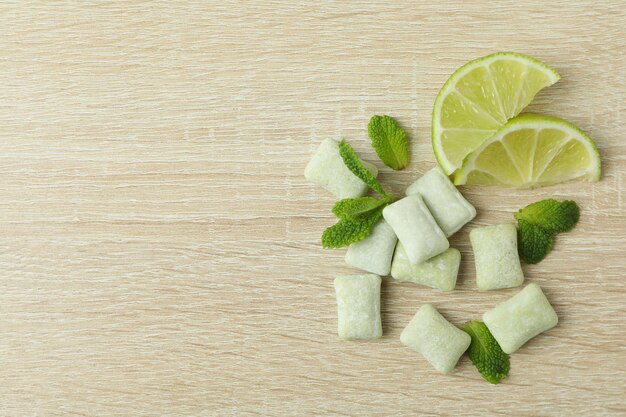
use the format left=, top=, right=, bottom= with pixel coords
left=454, top=114, right=601, bottom=188
left=432, top=52, right=560, bottom=175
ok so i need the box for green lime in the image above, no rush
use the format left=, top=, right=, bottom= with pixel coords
left=454, top=114, right=601, bottom=188
left=432, top=52, right=560, bottom=175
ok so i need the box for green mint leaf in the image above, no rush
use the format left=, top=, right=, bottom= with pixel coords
left=517, top=219, right=554, bottom=264
left=514, top=199, right=580, bottom=234
left=321, top=206, right=384, bottom=248
left=514, top=199, right=579, bottom=264
left=338, top=139, right=387, bottom=196
left=367, top=115, right=410, bottom=170
left=332, top=196, right=393, bottom=220
left=464, top=321, right=510, bottom=384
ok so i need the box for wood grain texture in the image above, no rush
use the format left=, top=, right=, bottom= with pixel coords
left=0, top=1, right=625, bottom=416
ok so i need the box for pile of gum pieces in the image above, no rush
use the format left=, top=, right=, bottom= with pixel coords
left=305, top=139, right=559, bottom=374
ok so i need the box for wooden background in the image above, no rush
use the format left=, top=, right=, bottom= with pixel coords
left=0, top=1, right=624, bottom=416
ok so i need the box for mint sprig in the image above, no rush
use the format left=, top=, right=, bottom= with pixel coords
left=322, top=123, right=406, bottom=248
left=322, top=140, right=395, bottom=248
left=368, top=115, right=410, bottom=170
left=514, top=199, right=580, bottom=264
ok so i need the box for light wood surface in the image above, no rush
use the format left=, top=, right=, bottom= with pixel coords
left=1, top=2, right=625, bottom=416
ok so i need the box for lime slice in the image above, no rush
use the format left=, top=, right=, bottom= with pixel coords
left=432, top=52, right=560, bottom=175
left=454, top=114, right=601, bottom=188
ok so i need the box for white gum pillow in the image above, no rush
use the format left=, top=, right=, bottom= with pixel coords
left=406, top=166, right=476, bottom=237
left=483, top=283, right=558, bottom=354
left=304, top=139, right=378, bottom=199
left=470, top=223, right=524, bottom=291
left=345, top=220, right=398, bottom=276
left=383, top=195, right=449, bottom=265
left=400, top=304, right=471, bottom=373
left=334, top=274, right=382, bottom=340
left=391, top=243, right=460, bottom=292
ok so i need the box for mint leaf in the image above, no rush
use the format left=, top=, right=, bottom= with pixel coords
left=517, top=219, right=554, bottom=264
left=332, top=195, right=394, bottom=220
left=514, top=199, right=580, bottom=263
left=368, top=115, right=410, bottom=170
left=515, top=199, right=580, bottom=234
left=322, top=206, right=384, bottom=248
left=338, top=140, right=387, bottom=196
left=464, top=321, right=509, bottom=384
